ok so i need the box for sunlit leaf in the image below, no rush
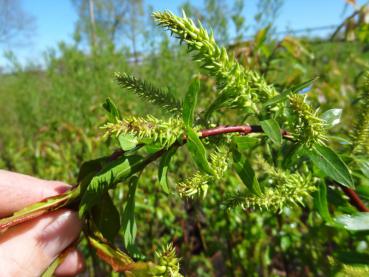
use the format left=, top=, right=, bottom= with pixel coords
left=183, top=78, right=199, bottom=127
left=186, top=128, right=214, bottom=175
left=103, top=97, right=121, bottom=122
left=158, top=146, right=177, bottom=193
left=260, top=118, right=282, bottom=145
left=335, top=213, right=369, bottom=231
left=306, top=144, right=354, bottom=188
left=122, top=176, right=138, bottom=248
left=233, top=150, right=263, bottom=196
left=320, top=109, right=342, bottom=128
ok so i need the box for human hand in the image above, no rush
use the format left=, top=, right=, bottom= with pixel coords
left=0, top=170, right=85, bottom=276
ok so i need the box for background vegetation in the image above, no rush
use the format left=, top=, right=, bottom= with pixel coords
left=1, top=0, right=369, bottom=276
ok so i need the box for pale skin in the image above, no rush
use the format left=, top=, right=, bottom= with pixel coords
left=0, top=170, right=85, bottom=276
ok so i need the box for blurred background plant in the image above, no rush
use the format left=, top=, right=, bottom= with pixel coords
left=1, top=0, right=369, bottom=276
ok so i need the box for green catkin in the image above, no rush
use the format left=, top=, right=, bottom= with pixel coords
left=102, top=115, right=184, bottom=148
left=288, top=94, right=327, bottom=148
left=225, top=156, right=315, bottom=211
left=155, top=244, right=182, bottom=277
left=153, top=10, right=278, bottom=111
left=352, top=72, right=369, bottom=154
left=177, top=147, right=229, bottom=198
left=115, top=72, right=182, bottom=116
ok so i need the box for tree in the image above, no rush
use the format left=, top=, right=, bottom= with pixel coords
left=72, top=0, right=146, bottom=58
left=0, top=0, right=35, bottom=45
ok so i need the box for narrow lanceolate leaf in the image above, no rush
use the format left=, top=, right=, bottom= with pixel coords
left=79, top=155, right=147, bottom=217
left=41, top=247, right=71, bottom=277
left=88, top=233, right=134, bottom=272
left=260, top=119, right=282, bottom=145
left=320, top=109, right=342, bottom=128
left=183, top=78, right=200, bottom=127
left=290, top=77, right=318, bottom=94
left=92, top=193, right=121, bottom=242
left=118, top=133, right=138, bottom=151
left=306, top=144, right=354, bottom=188
left=158, top=146, right=177, bottom=193
left=233, top=150, right=263, bottom=196
left=335, top=213, right=369, bottom=231
left=0, top=187, right=79, bottom=231
left=313, top=182, right=333, bottom=223
left=103, top=97, right=121, bottom=122
left=122, top=176, right=138, bottom=249
left=186, top=128, right=214, bottom=175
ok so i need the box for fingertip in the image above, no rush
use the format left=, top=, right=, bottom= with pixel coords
left=54, top=247, right=85, bottom=277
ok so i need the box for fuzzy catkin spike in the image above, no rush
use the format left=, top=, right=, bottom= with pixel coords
left=224, top=157, right=315, bottom=211
left=152, top=10, right=278, bottom=111
left=352, top=72, right=369, bottom=154
left=177, top=147, right=229, bottom=198
left=155, top=243, right=182, bottom=277
left=102, top=115, right=184, bottom=148
left=115, top=72, right=182, bottom=116
left=288, top=94, right=327, bottom=148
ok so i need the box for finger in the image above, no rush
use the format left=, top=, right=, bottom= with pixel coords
left=0, top=170, right=71, bottom=217
left=55, top=247, right=85, bottom=277
left=0, top=209, right=81, bottom=277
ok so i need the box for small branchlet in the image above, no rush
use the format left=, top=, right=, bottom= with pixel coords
left=225, top=156, right=315, bottom=211
left=288, top=94, right=327, bottom=148
left=115, top=72, right=182, bottom=116
left=152, top=10, right=278, bottom=111
left=102, top=115, right=184, bottom=148
left=177, top=147, right=229, bottom=198
left=352, top=72, right=369, bottom=154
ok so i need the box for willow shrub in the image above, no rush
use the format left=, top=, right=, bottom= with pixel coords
left=1, top=10, right=369, bottom=276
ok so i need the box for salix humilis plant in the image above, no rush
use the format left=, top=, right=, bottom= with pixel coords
left=1, top=10, right=369, bottom=276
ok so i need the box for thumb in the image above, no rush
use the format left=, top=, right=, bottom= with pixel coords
left=0, top=209, right=82, bottom=277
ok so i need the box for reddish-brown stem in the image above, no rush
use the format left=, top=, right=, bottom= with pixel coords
left=340, top=185, right=369, bottom=212
left=110, top=123, right=368, bottom=213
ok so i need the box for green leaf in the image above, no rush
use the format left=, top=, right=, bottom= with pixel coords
left=186, top=127, right=214, bottom=175
left=320, top=109, right=342, bottom=128
left=260, top=119, right=282, bottom=145
left=183, top=78, right=199, bottom=127
left=306, top=144, right=354, bottom=188
left=0, top=187, right=79, bottom=231
left=118, top=133, right=138, bottom=151
left=79, top=154, right=148, bottom=216
left=103, top=97, right=121, bottom=122
left=158, top=146, right=177, bottom=193
left=335, top=251, right=369, bottom=264
left=263, top=92, right=289, bottom=107
left=233, top=150, right=263, bottom=196
left=77, top=157, right=107, bottom=184
left=92, top=193, right=120, bottom=242
left=335, top=213, right=369, bottom=231
left=87, top=232, right=133, bottom=271
left=122, top=176, right=138, bottom=248
left=143, top=143, right=163, bottom=154
left=290, top=77, right=318, bottom=93
left=232, top=136, right=259, bottom=150
left=313, top=182, right=333, bottom=223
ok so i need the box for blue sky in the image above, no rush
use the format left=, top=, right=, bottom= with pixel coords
left=0, top=0, right=366, bottom=67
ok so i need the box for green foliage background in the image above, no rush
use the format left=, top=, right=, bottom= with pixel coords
left=1, top=1, right=369, bottom=276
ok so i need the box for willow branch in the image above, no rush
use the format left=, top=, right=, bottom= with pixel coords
left=108, top=124, right=368, bottom=213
